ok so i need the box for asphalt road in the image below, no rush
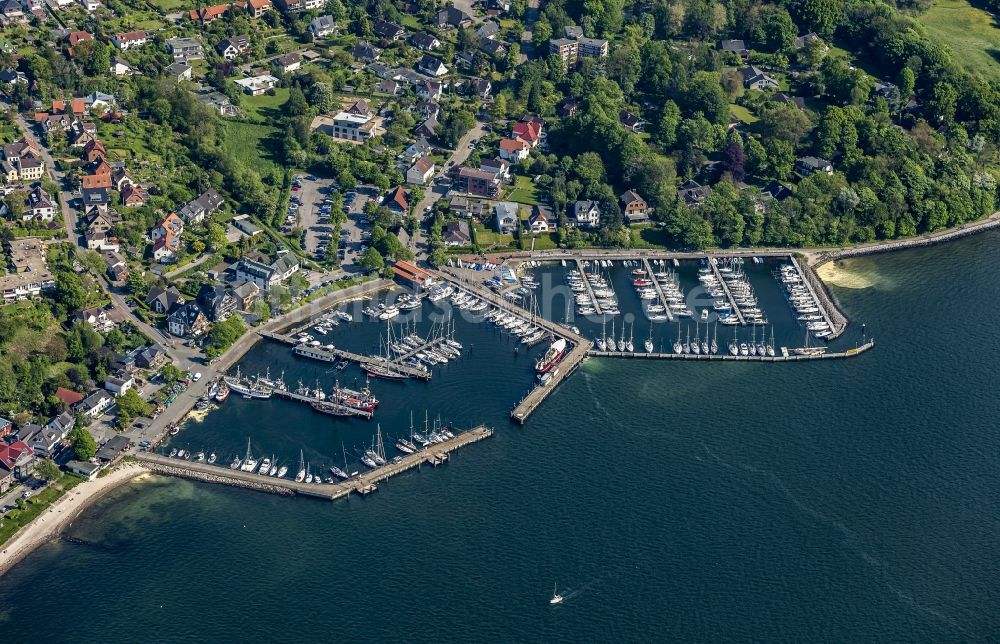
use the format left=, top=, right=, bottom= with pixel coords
left=15, top=114, right=78, bottom=244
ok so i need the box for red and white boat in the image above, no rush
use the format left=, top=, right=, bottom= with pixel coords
left=330, top=381, right=379, bottom=413
left=535, top=338, right=567, bottom=374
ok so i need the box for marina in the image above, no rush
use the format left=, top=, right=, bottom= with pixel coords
left=259, top=331, right=433, bottom=380
left=640, top=257, right=674, bottom=322
left=709, top=257, right=746, bottom=326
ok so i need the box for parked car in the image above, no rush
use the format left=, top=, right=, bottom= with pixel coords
left=192, top=372, right=202, bottom=382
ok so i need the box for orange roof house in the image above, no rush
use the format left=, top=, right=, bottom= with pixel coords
left=67, top=31, right=93, bottom=47
left=92, top=159, right=113, bottom=177
left=189, top=4, right=230, bottom=23
left=55, top=387, right=85, bottom=406
left=82, top=174, right=113, bottom=189
left=84, top=139, right=106, bottom=163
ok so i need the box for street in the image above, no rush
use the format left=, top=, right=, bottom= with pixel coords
left=14, top=114, right=78, bottom=244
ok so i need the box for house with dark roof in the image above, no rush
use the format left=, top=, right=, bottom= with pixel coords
left=167, top=301, right=209, bottom=337
left=572, top=200, right=601, bottom=228
left=146, top=285, right=185, bottom=314
left=619, top=189, right=649, bottom=223
left=178, top=188, right=224, bottom=223
left=795, top=156, right=833, bottom=176
left=619, top=110, right=645, bottom=133
left=234, top=253, right=300, bottom=290
left=437, top=5, right=471, bottom=28
left=678, top=179, right=713, bottom=206
left=353, top=41, right=381, bottom=62
left=477, top=21, right=500, bottom=40
left=411, top=32, right=441, bottom=51
left=197, top=283, right=236, bottom=321
left=443, top=221, right=471, bottom=246
left=75, top=390, right=115, bottom=418
left=719, top=39, right=748, bottom=58
left=217, top=35, right=251, bottom=60
left=740, top=65, right=778, bottom=90
left=417, top=55, right=448, bottom=77
left=493, top=201, right=520, bottom=233
left=309, top=15, right=336, bottom=38
left=373, top=20, right=405, bottom=41
left=774, top=93, right=806, bottom=109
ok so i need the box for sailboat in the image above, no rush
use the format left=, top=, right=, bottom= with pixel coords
left=700, top=322, right=709, bottom=354
left=748, top=325, right=757, bottom=356
left=607, top=319, right=618, bottom=352
left=595, top=317, right=607, bottom=351
left=711, top=324, right=718, bottom=355
left=767, top=327, right=776, bottom=357
left=683, top=327, right=691, bottom=354
left=396, top=412, right=419, bottom=454
left=729, top=327, right=739, bottom=356
left=550, top=583, right=565, bottom=605
left=673, top=322, right=683, bottom=354
left=645, top=324, right=654, bottom=353
left=626, top=324, right=634, bottom=352
left=295, top=450, right=306, bottom=482
left=239, top=438, right=257, bottom=472
left=691, top=325, right=700, bottom=354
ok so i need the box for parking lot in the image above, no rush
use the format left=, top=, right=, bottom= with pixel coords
left=288, top=174, right=337, bottom=259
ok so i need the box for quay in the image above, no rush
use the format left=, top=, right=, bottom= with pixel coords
left=640, top=257, right=674, bottom=322
left=135, top=425, right=494, bottom=500
left=257, top=331, right=431, bottom=380
left=574, top=259, right=603, bottom=315
left=789, top=256, right=843, bottom=339
left=709, top=258, right=746, bottom=326
left=271, top=388, right=372, bottom=419
left=510, top=341, right=589, bottom=423
left=588, top=340, right=874, bottom=361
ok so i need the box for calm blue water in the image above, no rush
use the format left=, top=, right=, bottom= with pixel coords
left=1, top=235, right=998, bottom=641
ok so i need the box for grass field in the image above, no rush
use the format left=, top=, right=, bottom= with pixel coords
left=221, top=121, right=282, bottom=174
left=472, top=223, right=516, bottom=249
left=522, top=232, right=558, bottom=250
left=506, top=175, right=539, bottom=205
left=920, top=0, right=1000, bottom=81
left=729, top=103, right=759, bottom=124
left=148, top=0, right=190, bottom=11
left=239, top=88, right=291, bottom=123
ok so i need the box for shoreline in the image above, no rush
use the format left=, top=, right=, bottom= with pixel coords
left=0, top=463, right=149, bottom=578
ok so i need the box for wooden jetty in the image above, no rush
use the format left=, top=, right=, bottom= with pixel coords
left=258, top=331, right=431, bottom=380
left=271, top=388, right=373, bottom=419
left=135, top=425, right=494, bottom=500
left=709, top=258, right=746, bottom=326
left=574, top=259, right=603, bottom=315
left=587, top=340, right=874, bottom=361
left=640, top=257, right=674, bottom=322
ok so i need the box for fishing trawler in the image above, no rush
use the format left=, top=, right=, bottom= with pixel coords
left=535, top=338, right=567, bottom=373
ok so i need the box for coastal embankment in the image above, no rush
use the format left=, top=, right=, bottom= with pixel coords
left=0, top=463, right=149, bottom=577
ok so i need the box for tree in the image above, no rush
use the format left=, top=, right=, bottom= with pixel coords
left=116, top=389, right=153, bottom=428
left=207, top=223, right=227, bottom=250
left=55, top=272, right=87, bottom=311
left=791, top=0, right=842, bottom=37
left=69, top=426, right=97, bottom=460
left=359, top=246, right=384, bottom=272
left=161, top=363, right=182, bottom=384
left=723, top=140, right=745, bottom=181
left=35, top=459, right=61, bottom=481
left=761, top=7, right=797, bottom=53
left=205, top=316, right=247, bottom=358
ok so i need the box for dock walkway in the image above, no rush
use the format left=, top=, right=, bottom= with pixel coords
left=640, top=257, right=674, bottom=322
left=258, top=331, right=431, bottom=380
left=510, top=340, right=589, bottom=423
left=790, top=256, right=844, bottom=340
left=588, top=340, right=874, bottom=361
left=574, top=259, right=603, bottom=315
left=709, top=258, right=745, bottom=326
left=136, top=426, right=494, bottom=500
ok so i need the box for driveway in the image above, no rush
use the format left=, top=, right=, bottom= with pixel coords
left=15, top=114, right=79, bottom=245
left=410, top=120, right=488, bottom=257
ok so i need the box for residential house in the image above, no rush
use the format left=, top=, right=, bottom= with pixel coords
left=30, top=428, right=62, bottom=458
left=774, top=93, right=806, bottom=109
left=719, top=39, right=748, bottom=58
left=385, top=186, right=409, bottom=213
left=795, top=156, right=833, bottom=176
left=414, top=99, right=440, bottom=119
left=548, top=34, right=608, bottom=69
left=415, top=117, right=439, bottom=139
left=1, top=238, right=55, bottom=303
left=152, top=213, right=184, bottom=243
left=326, top=111, right=379, bottom=142
left=793, top=32, right=821, bottom=49
left=178, top=188, right=224, bottom=223
left=122, top=184, right=147, bottom=207
left=619, top=189, right=649, bottom=223
left=416, top=80, right=443, bottom=100
left=75, top=306, right=115, bottom=332
left=113, top=30, right=148, bottom=50
left=167, top=301, right=209, bottom=337
left=761, top=180, right=792, bottom=201
left=477, top=21, right=500, bottom=40
left=528, top=208, right=550, bottom=233
left=499, top=137, right=530, bottom=162
left=85, top=211, right=118, bottom=251
left=231, top=280, right=261, bottom=310
left=234, top=74, right=278, bottom=96
left=234, top=253, right=300, bottom=290
left=346, top=99, right=372, bottom=116
left=75, top=390, right=114, bottom=419
left=512, top=117, right=543, bottom=147
left=82, top=173, right=112, bottom=190
left=740, top=65, right=778, bottom=90
left=45, top=411, right=75, bottom=439
left=438, top=5, right=471, bottom=28
left=572, top=200, right=600, bottom=228
left=411, top=33, right=440, bottom=51
left=110, top=57, right=134, bottom=76
left=197, top=283, right=236, bottom=321
left=479, top=39, right=506, bottom=58
left=67, top=31, right=93, bottom=49
left=103, top=250, right=128, bottom=281
left=83, top=139, right=106, bottom=163
left=472, top=78, right=492, bottom=99
left=479, top=157, right=510, bottom=182
left=443, top=221, right=471, bottom=246
left=456, top=167, right=500, bottom=198
left=353, top=42, right=381, bottom=62
left=81, top=187, right=109, bottom=213
left=0, top=417, right=11, bottom=439
left=104, top=372, right=136, bottom=395
left=493, top=201, right=519, bottom=233
left=309, top=15, right=336, bottom=38
left=146, top=285, right=184, bottom=314
left=246, top=0, right=271, bottom=17
left=198, top=92, right=239, bottom=117
left=406, top=155, right=435, bottom=185
left=27, top=186, right=55, bottom=222
left=1, top=0, right=25, bottom=20
left=216, top=35, right=251, bottom=60
left=401, top=138, right=433, bottom=165
left=373, top=20, right=405, bottom=41
left=189, top=4, right=229, bottom=23
left=0, top=440, right=34, bottom=491
left=0, top=70, right=27, bottom=84
left=134, top=344, right=166, bottom=369
left=678, top=179, right=712, bottom=206
left=417, top=55, right=448, bottom=77
left=167, top=37, right=205, bottom=62
left=55, top=387, right=85, bottom=408
left=273, top=52, right=301, bottom=73
left=165, top=62, right=193, bottom=81
left=275, top=0, right=323, bottom=12
left=619, top=110, right=645, bottom=133
left=152, top=233, right=180, bottom=262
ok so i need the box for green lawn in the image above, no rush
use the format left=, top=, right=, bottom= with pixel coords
left=920, top=0, right=1000, bottom=81
left=506, top=175, right=539, bottom=205
left=148, top=0, right=191, bottom=11
left=472, top=223, right=515, bottom=249
left=522, top=232, right=558, bottom=250
left=239, top=88, right=291, bottom=123
left=221, top=121, right=282, bottom=174
left=0, top=474, right=85, bottom=546
left=729, top=103, right=758, bottom=124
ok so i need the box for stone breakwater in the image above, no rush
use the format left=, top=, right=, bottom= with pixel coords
left=141, top=462, right=296, bottom=497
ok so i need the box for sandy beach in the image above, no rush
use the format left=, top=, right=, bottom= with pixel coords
left=0, top=463, right=149, bottom=577
left=816, top=260, right=876, bottom=289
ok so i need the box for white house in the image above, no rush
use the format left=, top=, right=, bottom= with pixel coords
left=417, top=55, right=448, bottom=77
left=499, top=137, right=530, bottom=162
left=572, top=200, right=600, bottom=228
left=528, top=209, right=550, bottom=233
left=79, top=0, right=100, bottom=11
left=104, top=372, right=136, bottom=396
left=494, top=201, right=519, bottom=233
left=309, top=15, right=336, bottom=38
left=113, top=30, right=148, bottom=50
left=406, top=155, right=435, bottom=185
left=234, top=74, right=277, bottom=96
